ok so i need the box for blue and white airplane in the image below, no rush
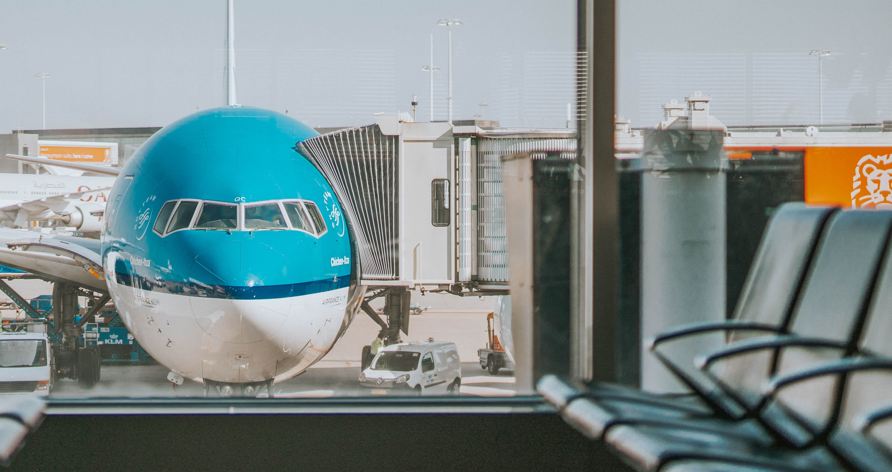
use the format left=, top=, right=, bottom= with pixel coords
left=1, top=106, right=364, bottom=395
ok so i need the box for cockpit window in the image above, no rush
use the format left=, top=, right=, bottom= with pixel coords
left=303, top=201, right=327, bottom=236
left=153, top=199, right=326, bottom=236
left=282, top=201, right=310, bottom=232
left=245, top=203, right=287, bottom=230
left=167, top=201, right=199, bottom=233
left=153, top=201, right=176, bottom=236
left=194, top=203, right=238, bottom=230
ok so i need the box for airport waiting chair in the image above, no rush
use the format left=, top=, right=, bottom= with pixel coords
left=539, top=203, right=838, bottom=436
left=0, top=396, right=45, bottom=467
left=598, top=209, right=892, bottom=471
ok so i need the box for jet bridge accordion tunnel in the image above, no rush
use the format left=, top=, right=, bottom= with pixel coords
left=297, top=119, right=577, bottom=296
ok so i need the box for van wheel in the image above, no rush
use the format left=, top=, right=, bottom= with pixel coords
left=414, top=386, right=422, bottom=397
left=447, top=379, right=461, bottom=396
left=361, top=345, right=372, bottom=371
left=487, top=356, right=500, bottom=375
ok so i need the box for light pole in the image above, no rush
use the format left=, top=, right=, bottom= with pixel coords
left=35, top=73, right=50, bottom=130
left=810, top=49, right=830, bottom=124
left=438, top=19, right=462, bottom=125
left=478, top=102, right=488, bottom=120
left=421, top=34, right=440, bottom=122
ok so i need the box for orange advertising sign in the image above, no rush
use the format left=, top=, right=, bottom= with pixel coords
left=39, top=145, right=112, bottom=163
left=805, top=147, right=892, bottom=208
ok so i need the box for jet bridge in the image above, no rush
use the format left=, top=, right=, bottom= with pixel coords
left=298, top=116, right=575, bottom=349
left=298, top=115, right=576, bottom=296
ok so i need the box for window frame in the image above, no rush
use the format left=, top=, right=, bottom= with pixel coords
left=302, top=200, right=328, bottom=237
left=152, top=200, right=178, bottom=237
left=431, top=178, right=450, bottom=227
left=193, top=201, right=241, bottom=232
left=281, top=199, right=315, bottom=236
left=243, top=200, right=290, bottom=232
left=165, top=199, right=201, bottom=235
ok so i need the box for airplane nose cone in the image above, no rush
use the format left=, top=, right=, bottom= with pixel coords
left=189, top=241, right=292, bottom=344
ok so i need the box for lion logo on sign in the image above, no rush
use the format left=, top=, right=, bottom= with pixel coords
left=852, top=154, right=892, bottom=208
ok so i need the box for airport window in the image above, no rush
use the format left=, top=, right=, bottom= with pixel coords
left=194, top=202, right=238, bottom=230
left=303, top=201, right=327, bottom=236
left=282, top=201, right=311, bottom=233
left=152, top=201, right=176, bottom=236
left=166, top=200, right=199, bottom=234
left=244, top=202, right=287, bottom=230
left=421, top=353, right=435, bottom=373
left=431, top=179, right=449, bottom=227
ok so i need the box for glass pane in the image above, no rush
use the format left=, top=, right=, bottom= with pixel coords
left=371, top=351, right=420, bottom=371
left=244, top=203, right=287, bottom=230
left=303, top=201, right=327, bottom=235
left=0, top=340, right=47, bottom=367
left=167, top=201, right=198, bottom=233
left=282, top=201, right=309, bottom=232
left=152, top=201, right=176, bottom=235
left=421, top=353, right=435, bottom=373
left=431, top=179, right=450, bottom=227
left=194, top=202, right=238, bottom=229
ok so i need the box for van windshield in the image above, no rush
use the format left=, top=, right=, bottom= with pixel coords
left=371, top=351, right=420, bottom=372
left=0, top=340, right=47, bottom=368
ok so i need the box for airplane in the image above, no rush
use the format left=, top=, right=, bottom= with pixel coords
left=0, top=172, right=114, bottom=232
left=1, top=106, right=363, bottom=396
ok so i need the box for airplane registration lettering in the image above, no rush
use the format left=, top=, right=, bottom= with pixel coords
left=133, top=294, right=159, bottom=307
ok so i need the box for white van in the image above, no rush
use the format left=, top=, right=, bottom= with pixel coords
left=359, top=341, right=461, bottom=396
left=0, top=327, right=53, bottom=397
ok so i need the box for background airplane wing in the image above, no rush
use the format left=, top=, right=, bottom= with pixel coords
left=0, top=228, right=107, bottom=293
left=4, top=154, right=121, bottom=176
left=0, top=188, right=111, bottom=227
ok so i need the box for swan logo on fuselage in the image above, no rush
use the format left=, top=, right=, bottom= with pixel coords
left=134, top=195, right=156, bottom=241
left=323, top=191, right=346, bottom=237
left=331, top=256, right=350, bottom=267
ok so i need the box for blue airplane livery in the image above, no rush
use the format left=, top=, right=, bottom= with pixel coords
left=0, top=107, right=366, bottom=396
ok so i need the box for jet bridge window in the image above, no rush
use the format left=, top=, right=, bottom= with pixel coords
left=303, top=201, right=328, bottom=236
left=153, top=201, right=177, bottom=236
left=167, top=200, right=199, bottom=234
left=195, top=202, right=238, bottom=230
left=245, top=202, right=287, bottom=230
left=431, top=179, right=450, bottom=227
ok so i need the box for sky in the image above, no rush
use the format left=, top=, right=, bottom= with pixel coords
left=4, top=1, right=891, bottom=132
left=0, top=0, right=576, bottom=131
left=617, top=0, right=892, bottom=127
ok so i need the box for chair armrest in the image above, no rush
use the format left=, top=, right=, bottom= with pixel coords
left=647, top=320, right=781, bottom=351
left=537, top=375, right=586, bottom=410
left=763, top=356, right=892, bottom=397
left=856, top=401, right=892, bottom=437
left=694, top=335, right=849, bottom=371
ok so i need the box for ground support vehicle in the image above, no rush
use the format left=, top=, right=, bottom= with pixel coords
left=478, top=312, right=514, bottom=375
left=359, top=341, right=461, bottom=396
left=0, top=321, right=53, bottom=396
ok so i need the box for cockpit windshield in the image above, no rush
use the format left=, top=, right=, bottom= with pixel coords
left=153, top=199, right=328, bottom=236
left=195, top=203, right=238, bottom=230
left=245, top=203, right=287, bottom=230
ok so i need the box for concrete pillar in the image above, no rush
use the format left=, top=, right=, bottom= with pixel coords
left=637, top=129, right=728, bottom=393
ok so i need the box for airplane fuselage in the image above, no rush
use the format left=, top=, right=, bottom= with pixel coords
left=100, top=107, right=361, bottom=387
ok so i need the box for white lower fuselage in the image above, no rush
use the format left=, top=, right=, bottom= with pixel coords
left=110, top=280, right=354, bottom=384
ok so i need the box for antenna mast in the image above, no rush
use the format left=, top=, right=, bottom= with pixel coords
left=227, top=0, right=238, bottom=106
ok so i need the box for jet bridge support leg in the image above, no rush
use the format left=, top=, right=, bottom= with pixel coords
left=52, top=282, right=100, bottom=388
left=360, top=287, right=412, bottom=370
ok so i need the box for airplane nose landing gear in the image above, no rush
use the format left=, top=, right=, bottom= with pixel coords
left=205, top=379, right=271, bottom=398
